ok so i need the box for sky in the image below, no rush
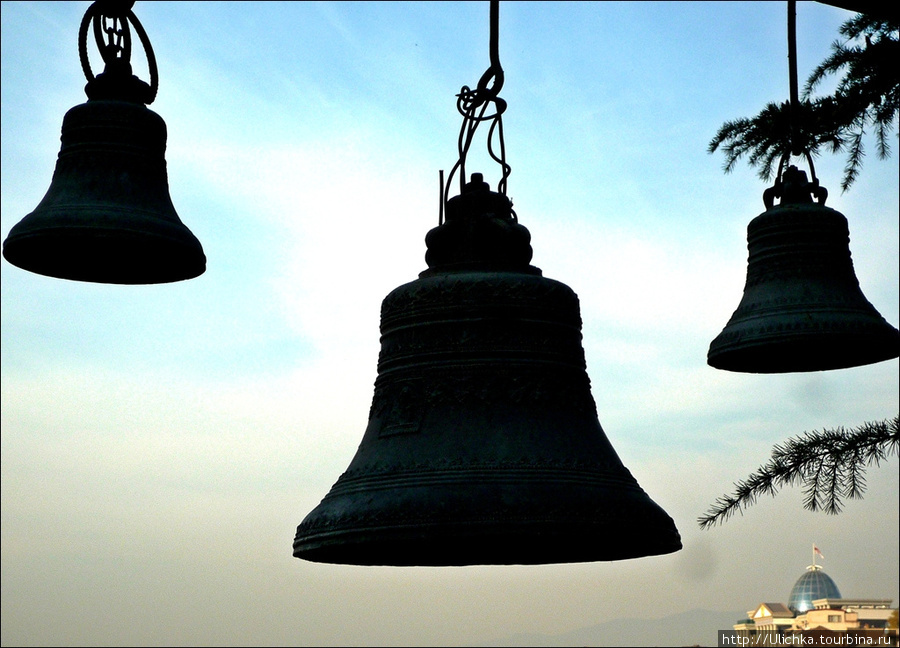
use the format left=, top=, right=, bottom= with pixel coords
left=1, top=1, right=898, bottom=646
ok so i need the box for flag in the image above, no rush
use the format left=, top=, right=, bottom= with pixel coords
left=814, top=545, right=824, bottom=560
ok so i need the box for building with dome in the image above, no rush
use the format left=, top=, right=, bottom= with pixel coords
left=730, top=549, right=898, bottom=647
left=788, top=564, right=843, bottom=614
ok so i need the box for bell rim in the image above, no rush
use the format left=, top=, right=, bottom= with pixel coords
left=294, top=460, right=683, bottom=566
left=2, top=224, right=206, bottom=284
left=294, top=519, right=683, bottom=566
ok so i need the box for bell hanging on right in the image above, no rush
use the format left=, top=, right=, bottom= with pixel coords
left=708, top=165, right=899, bottom=373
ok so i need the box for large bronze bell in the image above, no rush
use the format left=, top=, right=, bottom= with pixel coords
left=708, top=166, right=899, bottom=373
left=2, top=2, right=205, bottom=284
left=294, top=174, right=682, bottom=566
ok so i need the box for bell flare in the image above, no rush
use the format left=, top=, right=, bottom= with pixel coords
left=294, top=271, right=682, bottom=566
left=295, top=467, right=682, bottom=566
left=295, top=483, right=681, bottom=567
left=708, top=310, right=900, bottom=374
left=2, top=99, right=205, bottom=284
left=709, top=201, right=899, bottom=373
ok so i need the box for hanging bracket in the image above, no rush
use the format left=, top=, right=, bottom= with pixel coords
left=79, top=0, right=158, bottom=104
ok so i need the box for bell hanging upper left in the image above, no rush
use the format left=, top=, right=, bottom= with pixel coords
left=1, top=1, right=205, bottom=285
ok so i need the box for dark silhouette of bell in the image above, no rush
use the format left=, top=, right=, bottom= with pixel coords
left=2, top=98, right=205, bottom=284
left=708, top=166, right=899, bottom=373
left=2, top=3, right=205, bottom=284
left=294, top=174, right=682, bottom=566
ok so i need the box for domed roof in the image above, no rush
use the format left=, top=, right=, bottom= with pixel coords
left=788, top=565, right=841, bottom=613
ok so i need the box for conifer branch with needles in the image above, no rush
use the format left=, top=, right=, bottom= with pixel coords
left=709, top=13, right=898, bottom=193
left=698, top=416, right=899, bottom=529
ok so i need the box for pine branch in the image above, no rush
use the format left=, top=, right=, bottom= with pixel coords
left=714, top=14, right=897, bottom=192
left=698, top=416, right=900, bottom=529
left=842, top=127, right=866, bottom=192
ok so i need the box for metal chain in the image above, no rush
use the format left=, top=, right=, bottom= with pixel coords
left=787, top=0, right=801, bottom=158
left=441, top=0, right=513, bottom=222
left=768, top=4, right=828, bottom=212
left=775, top=1, right=820, bottom=194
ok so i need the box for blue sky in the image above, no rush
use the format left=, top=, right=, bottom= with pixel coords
left=2, top=2, right=898, bottom=646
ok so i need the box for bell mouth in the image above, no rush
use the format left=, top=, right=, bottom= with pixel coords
left=294, top=459, right=682, bottom=566
left=2, top=222, right=206, bottom=284
left=3, top=199, right=206, bottom=284
left=709, top=330, right=900, bottom=373
left=295, top=522, right=683, bottom=567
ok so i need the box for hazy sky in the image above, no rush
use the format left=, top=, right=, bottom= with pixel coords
left=1, top=2, right=897, bottom=646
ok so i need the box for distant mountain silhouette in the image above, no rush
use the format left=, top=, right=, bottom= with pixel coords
left=478, top=608, right=743, bottom=647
